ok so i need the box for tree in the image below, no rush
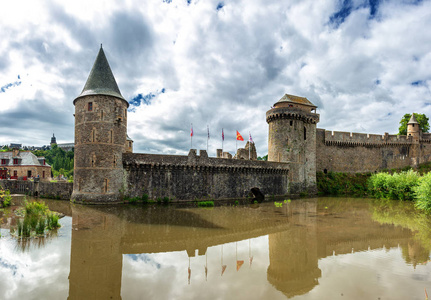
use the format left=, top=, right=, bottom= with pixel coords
left=398, top=113, right=430, bottom=135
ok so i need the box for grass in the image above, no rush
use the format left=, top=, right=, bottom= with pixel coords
left=317, top=171, right=370, bottom=196
left=15, top=200, right=61, bottom=238
left=197, top=201, right=214, bottom=207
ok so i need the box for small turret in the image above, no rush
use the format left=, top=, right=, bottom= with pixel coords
left=407, top=113, right=421, bottom=143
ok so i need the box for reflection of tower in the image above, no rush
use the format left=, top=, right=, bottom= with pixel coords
left=71, top=46, right=129, bottom=204
left=401, top=240, right=430, bottom=268
left=68, top=205, right=123, bottom=300
left=267, top=201, right=321, bottom=298
left=266, top=94, right=320, bottom=194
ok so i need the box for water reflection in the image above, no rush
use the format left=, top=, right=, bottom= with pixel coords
left=1, top=197, right=430, bottom=299
left=64, top=198, right=430, bottom=299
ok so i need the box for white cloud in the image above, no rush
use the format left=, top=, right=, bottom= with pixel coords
left=0, top=0, right=431, bottom=155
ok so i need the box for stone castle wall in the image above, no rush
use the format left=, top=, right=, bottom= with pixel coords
left=0, top=180, right=73, bottom=200
left=123, top=150, right=290, bottom=200
left=316, top=128, right=431, bottom=173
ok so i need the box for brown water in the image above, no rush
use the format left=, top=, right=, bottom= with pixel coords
left=0, top=197, right=431, bottom=300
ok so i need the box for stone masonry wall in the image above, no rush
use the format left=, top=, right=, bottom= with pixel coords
left=0, top=180, right=73, bottom=200
left=316, top=128, right=431, bottom=173
left=123, top=150, right=290, bottom=200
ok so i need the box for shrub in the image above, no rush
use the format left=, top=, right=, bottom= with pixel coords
left=0, top=188, right=12, bottom=207
left=142, top=194, right=149, bottom=203
left=414, top=172, right=431, bottom=212
left=368, top=170, right=419, bottom=201
left=162, top=196, right=170, bottom=204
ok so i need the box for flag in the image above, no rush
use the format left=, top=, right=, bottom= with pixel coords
left=207, top=125, right=210, bottom=139
left=249, top=133, right=253, bottom=143
left=236, top=260, right=244, bottom=271
left=188, top=267, right=191, bottom=284
left=191, top=124, right=193, bottom=137
left=221, top=265, right=227, bottom=276
left=236, top=131, right=244, bottom=141
left=249, top=256, right=253, bottom=267
left=222, top=128, right=224, bottom=141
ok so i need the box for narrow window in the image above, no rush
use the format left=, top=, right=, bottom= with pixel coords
left=1, top=159, right=5, bottom=165
left=413, top=124, right=415, bottom=127
left=13, top=170, right=17, bottom=177
left=91, top=129, right=96, bottom=142
left=43, top=160, right=46, bottom=165
left=124, top=109, right=127, bottom=117
left=42, top=171, right=45, bottom=178
left=113, top=155, right=117, bottom=167
left=290, top=120, right=293, bottom=126
left=324, top=169, right=328, bottom=174
left=13, top=158, right=18, bottom=165
left=27, top=170, right=32, bottom=177
left=304, top=127, right=307, bottom=140
left=101, top=110, right=104, bottom=120
left=110, top=130, right=113, bottom=143
left=88, top=102, right=93, bottom=111
left=104, top=179, right=109, bottom=193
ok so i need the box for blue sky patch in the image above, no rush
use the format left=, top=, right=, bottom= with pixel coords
left=411, top=80, right=425, bottom=86
left=162, top=0, right=172, bottom=3
left=329, top=0, right=353, bottom=28
left=216, top=2, right=224, bottom=11
left=129, top=88, right=166, bottom=111
left=375, top=79, right=381, bottom=85
left=0, top=79, right=22, bottom=93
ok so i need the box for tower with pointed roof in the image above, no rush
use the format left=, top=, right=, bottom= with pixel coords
left=71, top=46, right=129, bottom=204
left=266, top=94, right=320, bottom=194
left=407, top=113, right=421, bottom=143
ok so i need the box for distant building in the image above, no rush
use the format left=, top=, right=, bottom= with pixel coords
left=50, top=133, right=74, bottom=152
left=0, top=148, right=51, bottom=180
left=9, top=143, right=22, bottom=149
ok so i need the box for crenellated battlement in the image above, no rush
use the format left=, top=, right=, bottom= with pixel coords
left=319, top=129, right=413, bottom=147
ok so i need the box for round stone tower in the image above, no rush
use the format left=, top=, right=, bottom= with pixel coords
left=266, top=94, right=319, bottom=194
left=407, top=113, right=421, bottom=143
left=71, top=46, right=129, bottom=204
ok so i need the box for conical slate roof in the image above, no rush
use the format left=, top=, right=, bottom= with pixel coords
left=74, top=46, right=127, bottom=105
left=408, top=113, right=418, bottom=124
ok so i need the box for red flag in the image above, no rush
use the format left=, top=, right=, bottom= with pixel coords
left=236, top=260, right=244, bottom=271
left=236, top=131, right=244, bottom=141
left=222, top=128, right=224, bottom=141
left=221, top=265, right=227, bottom=276
left=191, top=124, right=193, bottom=137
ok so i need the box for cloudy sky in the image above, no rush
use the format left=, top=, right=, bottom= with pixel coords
left=1, top=0, right=431, bottom=156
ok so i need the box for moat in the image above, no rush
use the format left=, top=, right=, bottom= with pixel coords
left=0, top=197, right=430, bottom=300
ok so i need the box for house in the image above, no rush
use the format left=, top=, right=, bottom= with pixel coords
left=0, top=148, right=51, bottom=180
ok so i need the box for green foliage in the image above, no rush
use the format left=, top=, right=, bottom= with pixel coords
left=0, top=188, right=12, bottom=207
left=46, top=213, right=60, bottom=230
left=162, top=196, right=170, bottom=204
left=398, top=113, right=429, bottom=135
left=274, top=201, right=283, bottom=208
left=368, top=170, right=419, bottom=201
left=317, top=171, right=370, bottom=196
left=32, top=145, right=74, bottom=178
left=257, top=154, right=268, bottom=161
left=142, top=194, right=149, bottom=203
left=197, top=201, right=214, bottom=207
left=413, top=172, right=431, bottom=212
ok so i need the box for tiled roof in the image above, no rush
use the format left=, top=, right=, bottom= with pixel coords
left=0, top=152, right=50, bottom=167
left=275, top=94, right=316, bottom=107
left=75, top=46, right=127, bottom=104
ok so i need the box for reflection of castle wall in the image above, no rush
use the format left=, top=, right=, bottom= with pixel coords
left=68, top=206, right=123, bottom=300
left=267, top=201, right=321, bottom=298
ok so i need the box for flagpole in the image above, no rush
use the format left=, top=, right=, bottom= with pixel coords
left=207, top=125, right=209, bottom=153
left=222, top=128, right=224, bottom=154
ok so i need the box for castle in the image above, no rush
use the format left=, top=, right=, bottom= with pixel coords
left=71, top=47, right=431, bottom=204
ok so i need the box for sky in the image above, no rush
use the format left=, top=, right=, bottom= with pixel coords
left=1, top=0, right=431, bottom=157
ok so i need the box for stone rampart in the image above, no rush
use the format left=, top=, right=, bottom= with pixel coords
left=123, top=150, right=290, bottom=200
left=323, top=130, right=412, bottom=146
left=0, top=180, right=73, bottom=200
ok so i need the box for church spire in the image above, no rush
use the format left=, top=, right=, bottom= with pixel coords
left=74, top=47, right=127, bottom=105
